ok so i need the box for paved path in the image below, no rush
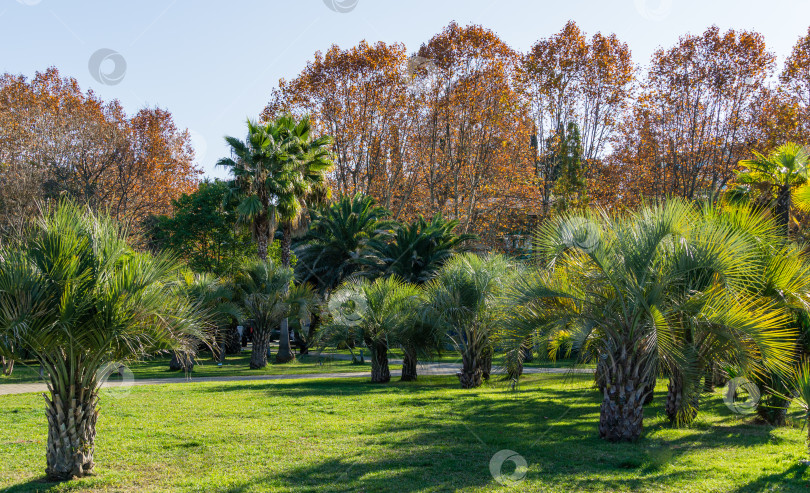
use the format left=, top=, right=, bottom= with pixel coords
left=0, top=355, right=593, bottom=396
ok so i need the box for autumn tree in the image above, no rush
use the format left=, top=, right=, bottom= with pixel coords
left=522, top=21, right=633, bottom=212
left=610, top=26, right=774, bottom=205
left=264, top=41, right=420, bottom=217
left=0, top=68, right=200, bottom=241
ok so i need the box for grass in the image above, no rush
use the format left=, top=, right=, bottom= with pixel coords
left=1, top=373, right=809, bottom=492
left=0, top=349, right=394, bottom=385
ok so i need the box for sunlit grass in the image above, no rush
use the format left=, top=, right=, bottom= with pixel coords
left=1, top=374, right=809, bottom=492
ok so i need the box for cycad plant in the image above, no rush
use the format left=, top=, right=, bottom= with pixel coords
left=320, top=277, right=420, bottom=383
left=508, top=199, right=796, bottom=441
left=426, top=253, right=516, bottom=389
left=296, top=193, right=393, bottom=295
left=0, top=200, right=207, bottom=480
left=360, top=214, right=475, bottom=284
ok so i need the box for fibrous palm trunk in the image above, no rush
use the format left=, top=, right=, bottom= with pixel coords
left=369, top=339, right=390, bottom=383
left=250, top=329, right=271, bottom=369
left=458, top=334, right=484, bottom=389
left=276, top=225, right=295, bottom=364
left=44, top=378, right=99, bottom=480
left=480, top=345, right=493, bottom=381
left=665, top=369, right=700, bottom=426
left=401, top=344, right=417, bottom=382
left=169, top=352, right=194, bottom=372
left=598, top=342, right=646, bottom=442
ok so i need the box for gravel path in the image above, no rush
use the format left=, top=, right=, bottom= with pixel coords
left=0, top=355, right=593, bottom=396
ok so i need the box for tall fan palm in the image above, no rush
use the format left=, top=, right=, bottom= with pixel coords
left=319, top=277, right=420, bottom=383
left=296, top=193, right=393, bottom=295
left=426, top=253, right=516, bottom=389
left=0, top=200, right=207, bottom=480
left=360, top=214, right=475, bottom=284
left=508, top=200, right=796, bottom=441
left=733, top=142, right=810, bottom=236
left=218, top=115, right=334, bottom=363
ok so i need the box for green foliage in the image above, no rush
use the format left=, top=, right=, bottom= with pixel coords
left=546, top=122, right=588, bottom=212
left=295, top=193, right=393, bottom=294
left=425, top=253, right=517, bottom=387
left=319, top=277, right=421, bottom=349
left=217, top=115, right=334, bottom=261
left=508, top=199, right=799, bottom=434
left=731, top=142, right=810, bottom=234
left=146, top=180, right=256, bottom=275
left=360, top=214, right=476, bottom=284
left=0, top=199, right=208, bottom=371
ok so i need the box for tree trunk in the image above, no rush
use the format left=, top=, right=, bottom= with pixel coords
left=224, top=325, right=242, bottom=355
left=757, top=391, right=789, bottom=426
left=169, top=353, right=193, bottom=372
left=776, top=186, right=792, bottom=238
left=458, top=335, right=483, bottom=389
left=522, top=343, right=534, bottom=363
left=276, top=225, right=295, bottom=364
left=480, top=345, right=493, bottom=381
left=598, top=341, right=646, bottom=442
left=702, top=364, right=715, bottom=393
left=255, top=214, right=270, bottom=261
left=250, top=330, right=271, bottom=369
left=369, top=340, right=390, bottom=383
left=401, top=345, right=418, bottom=382
left=642, top=376, right=655, bottom=406
left=1, top=356, right=13, bottom=376
left=665, top=370, right=700, bottom=426
left=44, top=381, right=99, bottom=480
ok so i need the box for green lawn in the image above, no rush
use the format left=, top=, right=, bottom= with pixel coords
left=0, top=350, right=392, bottom=385
left=1, top=373, right=808, bottom=492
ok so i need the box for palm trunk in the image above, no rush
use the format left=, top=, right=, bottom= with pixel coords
left=643, top=376, right=655, bottom=405
left=250, top=329, right=271, bottom=369
left=44, top=376, right=99, bottom=480
left=1, top=356, right=13, bottom=376
left=401, top=345, right=418, bottom=382
left=169, top=352, right=193, bottom=372
left=665, top=369, right=700, bottom=426
left=276, top=225, right=295, bottom=364
left=598, top=341, right=646, bottom=442
left=776, top=186, right=792, bottom=238
left=480, top=344, right=493, bottom=381
left=369, top=339, right=390, bottom=383
left=458, top=334, right=483, bottom=389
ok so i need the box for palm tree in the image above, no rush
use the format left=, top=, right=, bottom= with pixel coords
left=169, top=272, right=240, bottom=372
left=218, top=115, right=334, bottom=363
left=319, top=277, right=420, bottom=383
left=0, top=200, right=206, bottom=480
left=426, top=253, right=516, bottom=389
left=360, top=214, right=475, bottom=284
left=232, top=259, right=309, bottom=370
left=734, top=142, right=810, bottom=236
left=508, top=200, right=797, bottom=441
left=296, top=193, right=393, bottom=295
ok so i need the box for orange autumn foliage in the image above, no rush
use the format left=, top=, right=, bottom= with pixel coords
left=0, top=67, right=201, bottom=239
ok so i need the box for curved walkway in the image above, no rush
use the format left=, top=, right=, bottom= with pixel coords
left=0, top=356, right=593, bottom=396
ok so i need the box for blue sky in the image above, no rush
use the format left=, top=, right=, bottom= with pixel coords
left=2, top=0, right=809, bottom=179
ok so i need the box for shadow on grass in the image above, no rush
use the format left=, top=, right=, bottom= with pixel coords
left=4, top=375, right=807, bottom=493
